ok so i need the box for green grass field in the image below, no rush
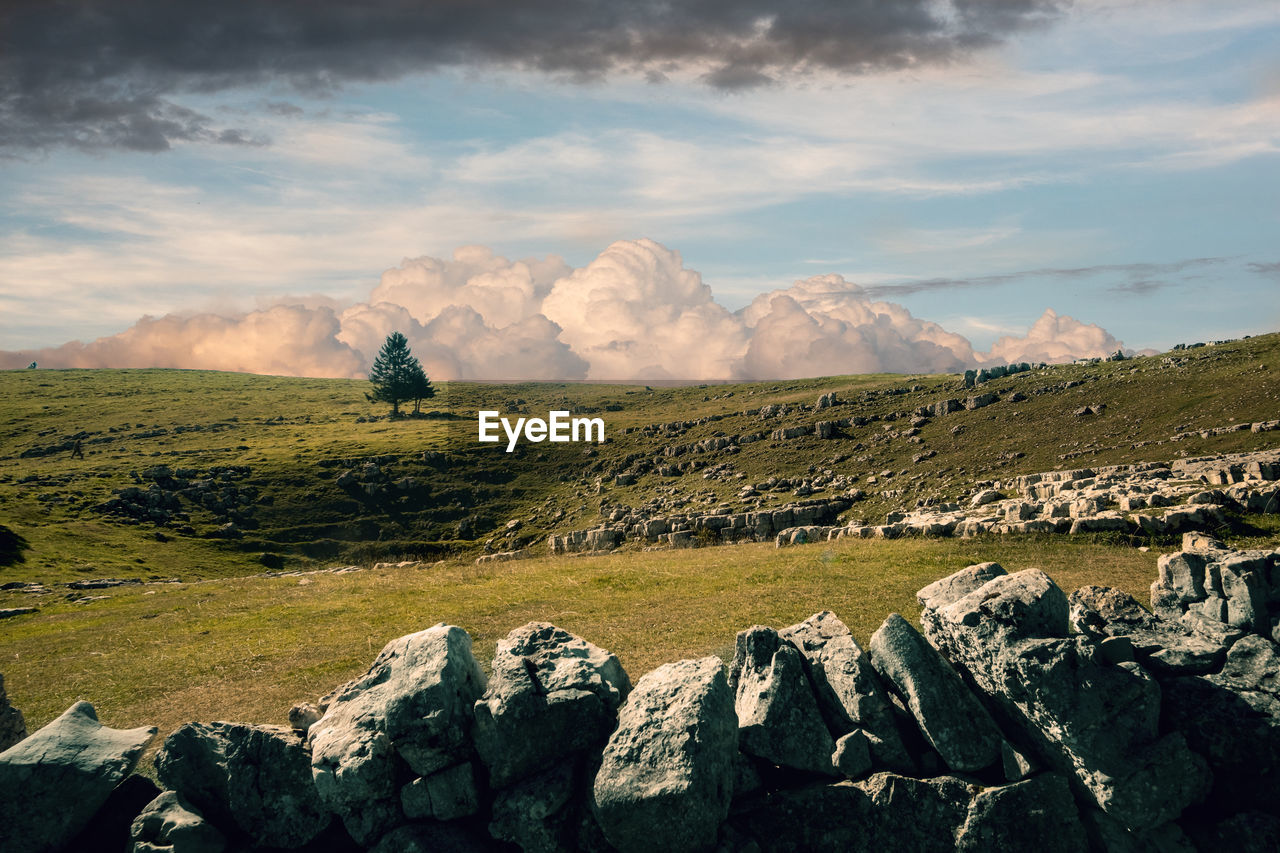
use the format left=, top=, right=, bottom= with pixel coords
left=1, top=333, right=1278, bottom=744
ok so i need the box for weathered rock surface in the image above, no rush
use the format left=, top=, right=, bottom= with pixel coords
left=0, top=701, right=156, bottom=853
left=921, top=567, right=1210, bottom=831
left=0, top=672, right=26, bottom=751
left=130, top=791, right=227, bottom=853
left=592, top=657, right=737, bottom=853
left=1069, top=584, right=1225, bottom=674
left=474, top=622, right=630, bottom=789
left=308, top=623, right=486, bottom=845
left=854, top=771, right=973, bottom=852
left=954, top=773, right=1087, bottom=852
left=730, top=626, right=837, bottom=775
left=869, top=613, right=1003, bottom=773
left=781, top=611, right=913, bottom=772
left=156, top=721, right=330, bottom=848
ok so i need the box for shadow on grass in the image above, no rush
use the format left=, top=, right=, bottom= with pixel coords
left=0, top=524, right=29, bottom=566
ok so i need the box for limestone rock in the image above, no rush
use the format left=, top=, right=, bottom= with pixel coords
left=920, top=568, right=1210, bottom=831
left=473, top=622, right=629, bottom=789
left=955, top=773, right=1087, bottom=853
left=309, top=624, right=486, bottom=845
left=287, top=702, right=322, bottom=737
left=869, top=614, right=1003, bottom=773
left=781, top=611, right=913, bottom=772
left=0, top=701, right=156, bottom=853
left=490, top=760, right=602, bottom=853
left=130, top=791, right=227, bottom=853
left=155, top=721, right=331, bottom=849
left=832, top=729, right=872, bottom=779
left=731, top=626, right=837, bottom=775
left=0, top=672, right=26, bottom=751
left=592, top=657, right=737, bottom=853
left=1069, top=585, right=1225, bottom=675
left=854, top=771, right=974, bottom=853
left=916, top=561, right=1007, bottom=612
left=399, top=762, right=480, bottom=822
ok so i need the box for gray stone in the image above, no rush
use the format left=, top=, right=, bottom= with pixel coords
left=955, top=773, right=1087, bottom=853
left=920, top=569, right=1210, bottom=831
left=474, top=622, right=630, bottom=789
left=130, top=791, right=227, bottom=853
left=0, top=673, right=26, bottom=751
left=854, top=771, right=974, bottom=853
left=1069, top=585, right=1225, bottom=675
left=916, top=562, right=1007, bottom=612
left=592, top=657, right=737, bottom=853
left=730, top=626, right=837, bottom=775
left=1001, top=741, right=1037, bottom=782
left=0, top=701, right=157, bottom=853
left=309, top=624, right=486, bottom=845
left=400, top=762, right=480, bottom=822
left=869, top=613, right=1003, bottom=773
left=489, top=760, right=596, bottom=853
left=832, top=729, right=872, bottom=779
left=781, top=611, right=913, bottom=772
left=155, top=721, right=331, bottom=849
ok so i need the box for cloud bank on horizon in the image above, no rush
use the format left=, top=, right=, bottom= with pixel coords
left=0, top=239, right=1127, bottom=381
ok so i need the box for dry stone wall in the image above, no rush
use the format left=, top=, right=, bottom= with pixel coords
left=5, top=535, right=1280, bottom=851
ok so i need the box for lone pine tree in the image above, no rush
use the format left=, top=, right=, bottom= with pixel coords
left=367, top=332, right=432, bottom=416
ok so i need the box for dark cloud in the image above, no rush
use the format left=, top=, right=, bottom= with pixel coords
left=860, top=257, right=1226, bottom=299
left=0, top=0, right=1066, bottom=152
left=1246, top=261, right=1280, bottom=278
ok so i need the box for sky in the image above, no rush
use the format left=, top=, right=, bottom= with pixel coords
left=0, top=0, right=1277, bottom=380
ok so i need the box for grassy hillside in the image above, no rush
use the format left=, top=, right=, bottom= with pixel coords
left=1, top=333, right=1278, bottom=743
left=2, top=334, right=1278, bottom=584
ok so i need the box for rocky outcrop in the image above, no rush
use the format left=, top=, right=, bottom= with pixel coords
left=0, top=701, right=156, bottom=853
left=11, top=539, right=1280, bottom=851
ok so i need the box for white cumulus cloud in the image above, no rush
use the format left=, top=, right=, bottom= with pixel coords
left=0, top=239, right=1130, bottom=381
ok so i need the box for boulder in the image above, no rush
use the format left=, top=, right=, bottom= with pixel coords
left=780, top=611, right=913, bottom=772
left=869, top=614, right=1004, bottom=773
left=730, top=626, right=837, bottom=775
left=916, top=562, right=1007, bottom=613
left=473, top=622, right=630, bottom=789
left=155, top=721, right=331, bottom=849
left=920, top=568, right=1210, bottom=831
left=0, top=673, right=26, bottom=751
left=592, top=657, right=737, bottom=853
left=954, top=773, right=1087, bottom=852
left=0, top=701, right=157, bottom=853
left=1069, top=585, right=1225, bottom=675
left=309, top=624, right=486, bottom=845
left=1151, top=547, right=1274, bottom=636
left=130, top=791, right=227, bottom=853
left=726, top=781, right=874, bottom=852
